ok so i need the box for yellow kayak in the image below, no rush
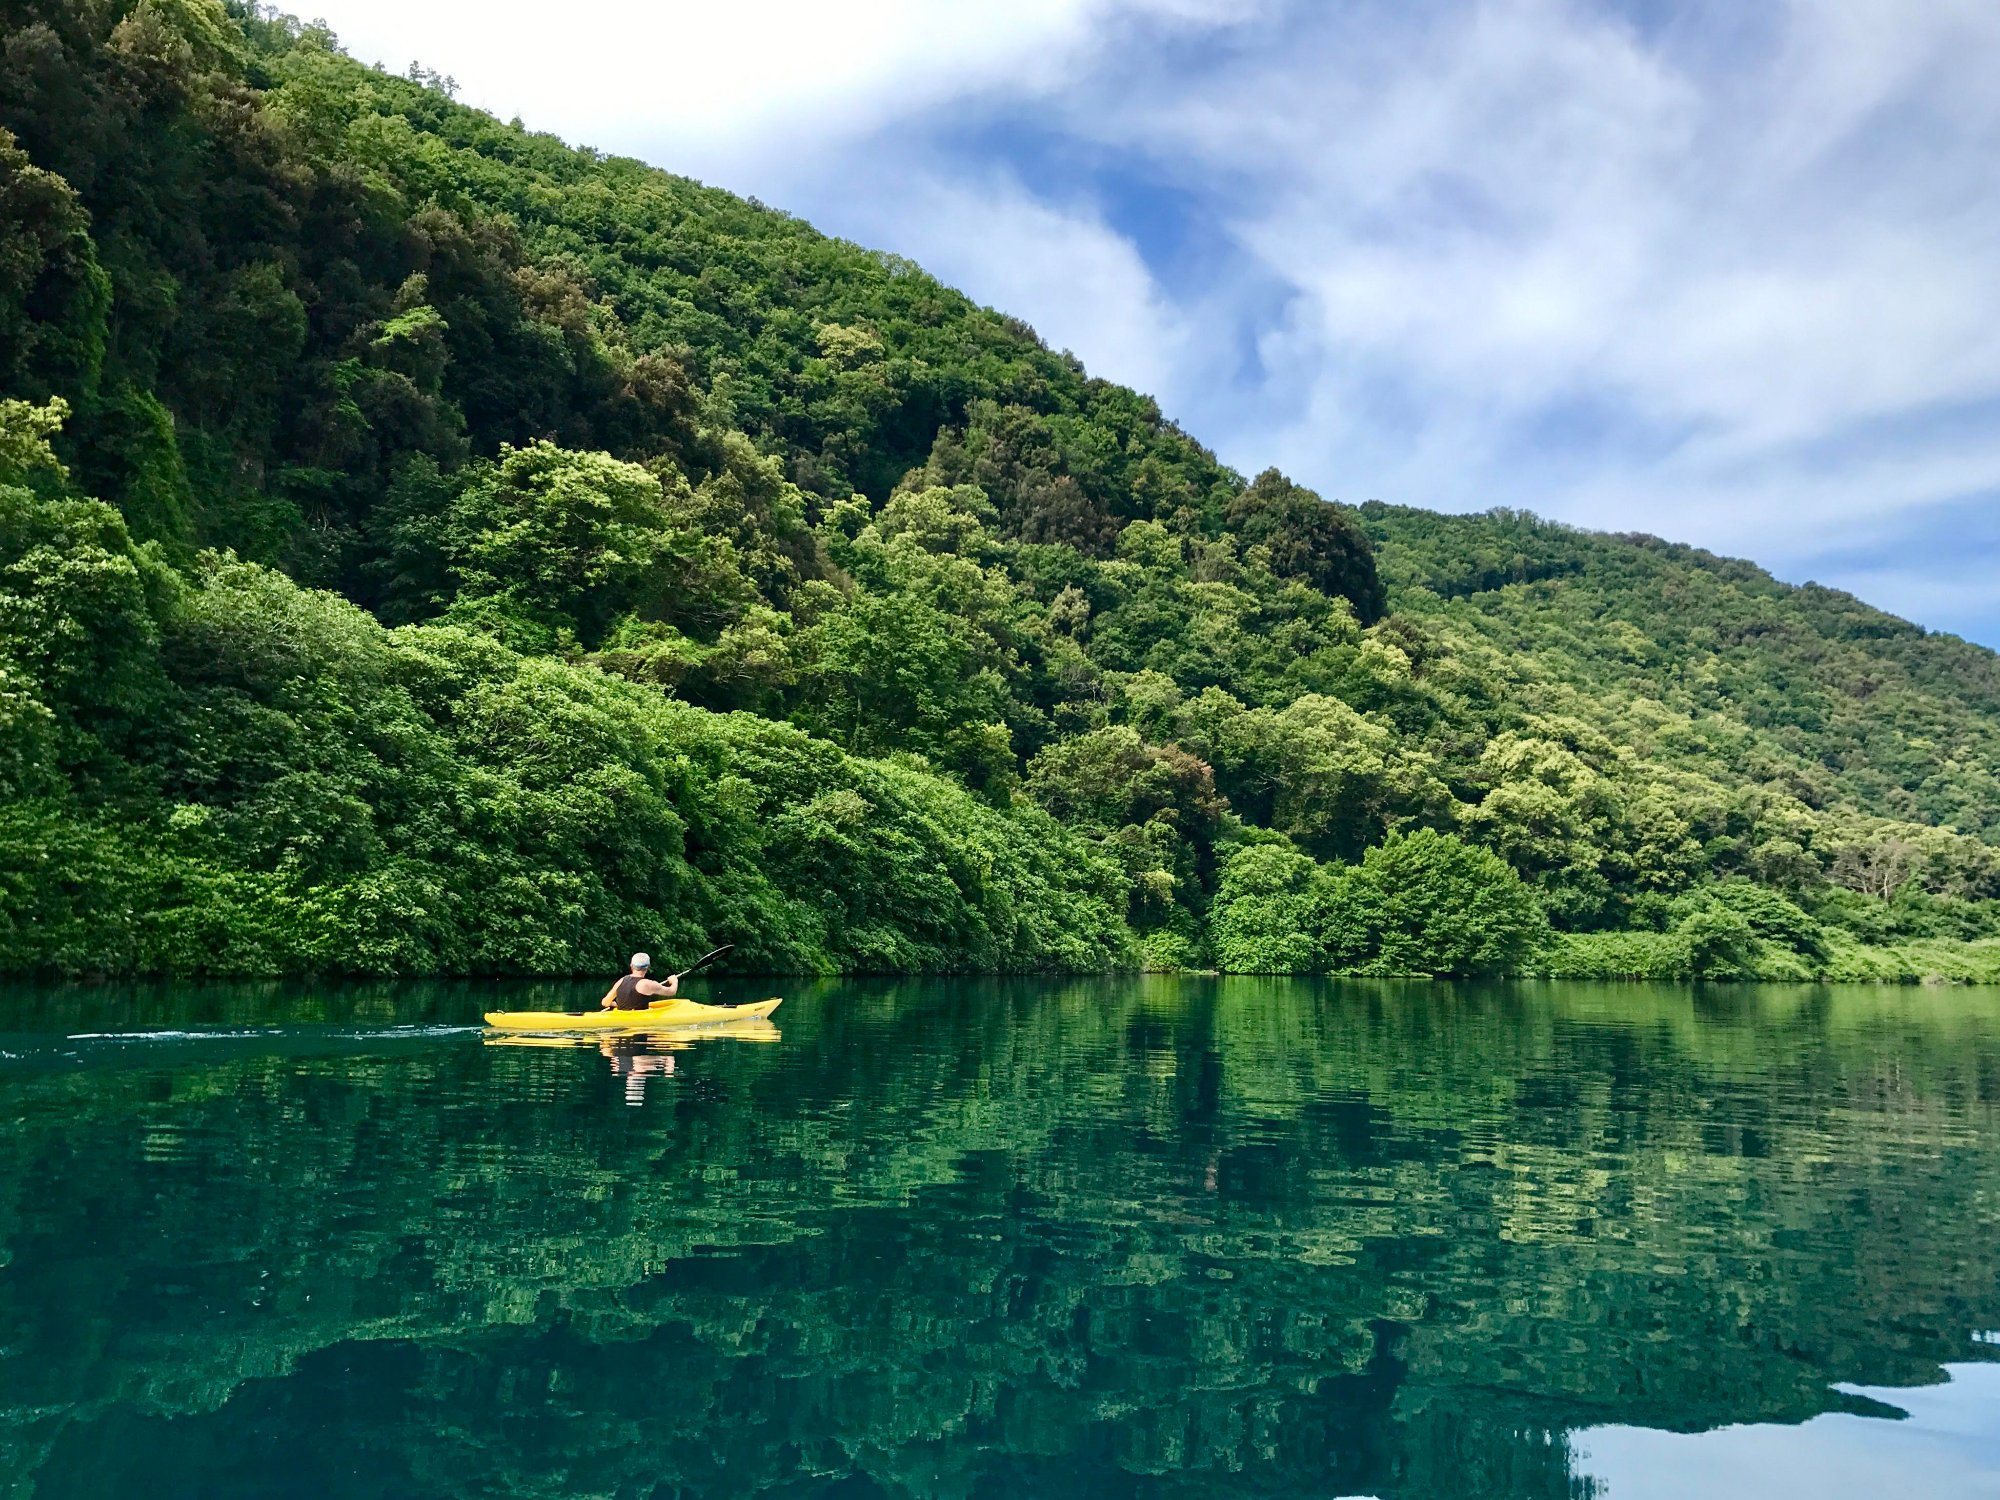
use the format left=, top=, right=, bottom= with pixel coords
left=485, top=1019, right=781, bottom=1048
left=482, top=997, right=782, bottom=1032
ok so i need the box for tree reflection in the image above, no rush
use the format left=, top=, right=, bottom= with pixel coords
left=1, top=978, right=1996, bottom=1497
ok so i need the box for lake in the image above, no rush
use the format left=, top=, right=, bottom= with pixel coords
left=2, top=976, right=1997, bottom=1498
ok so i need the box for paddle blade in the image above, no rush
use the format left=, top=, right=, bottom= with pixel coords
left=673, top=943, right=734, bottom=979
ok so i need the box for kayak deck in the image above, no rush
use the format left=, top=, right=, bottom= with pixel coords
left=483, top=997, right=782, bottom=1032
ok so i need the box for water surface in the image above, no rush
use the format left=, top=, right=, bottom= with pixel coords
left=2, top=977, right=1997, bottom=1498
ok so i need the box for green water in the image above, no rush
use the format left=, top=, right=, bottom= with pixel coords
left=2, top=977, right=1998, bottom=1499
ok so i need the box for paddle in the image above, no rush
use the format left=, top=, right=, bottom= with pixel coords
left=670, top=944, right=734, bottom=981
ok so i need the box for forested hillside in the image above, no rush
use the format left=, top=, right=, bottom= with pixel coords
left=3, top=0, right=1997, bottom=979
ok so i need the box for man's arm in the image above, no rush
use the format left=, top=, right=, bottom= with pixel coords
left=637, top=974, right=680, bottom=999
left=599, top=981, right=623, bottom=1010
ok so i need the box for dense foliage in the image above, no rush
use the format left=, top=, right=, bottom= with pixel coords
left=0, top=451, right=1131, bottom=975
left=2, top=0, right=1998, bottom=976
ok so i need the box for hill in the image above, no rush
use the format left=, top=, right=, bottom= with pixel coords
left=1, top=0, right=1996, bottom=980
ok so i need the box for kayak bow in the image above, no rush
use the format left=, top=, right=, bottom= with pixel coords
left=482, top=997, right=782, bottom=1032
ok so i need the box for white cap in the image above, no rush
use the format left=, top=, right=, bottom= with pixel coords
left=630, top=953, right=651, bottom=970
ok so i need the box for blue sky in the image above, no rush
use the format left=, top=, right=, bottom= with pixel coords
left=1576, top=1362, right=2000, bottom=1499
left=309, top=0, right=2000, bottom=646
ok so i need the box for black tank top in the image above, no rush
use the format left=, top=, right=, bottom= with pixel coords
left=611, top=974, right=650, bottom=1010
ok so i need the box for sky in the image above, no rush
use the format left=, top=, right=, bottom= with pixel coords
left=1575, top=1362, right=2000, bottom=1498
left=304, top=0, right=2000, bottom=645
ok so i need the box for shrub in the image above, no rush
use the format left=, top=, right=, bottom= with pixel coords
left=1208, top=844, right=1336, bottom=973
left=1341, top=830, right=1549, bottom=977
left=1678, top=880, right=1826, bottom=959
left=1673, top=904, right=1762, bottom=980
left=1541, top=929, right=1690, bottom=980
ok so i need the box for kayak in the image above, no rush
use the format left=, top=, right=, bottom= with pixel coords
left=482, top=997, right=782, bottom=1032
left=485, top=1018, right=781, bottom=1048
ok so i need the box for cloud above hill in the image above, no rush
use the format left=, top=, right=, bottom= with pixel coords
left=308, top=0, right=2000, bottom=643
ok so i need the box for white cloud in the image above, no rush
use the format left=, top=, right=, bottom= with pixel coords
left=1020, top=0, right=2000, bottom=633
left=818, top=163, right=1192, bottom=402
left=308, top=0, right=1204, bottom=476
left=304, top=0, right=1252, bottom=179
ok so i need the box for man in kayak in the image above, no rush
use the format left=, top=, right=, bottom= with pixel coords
left=600, top=953, right=680, bottom=1011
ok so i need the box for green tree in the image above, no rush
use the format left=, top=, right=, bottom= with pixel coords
left=1681, top=880, right=1826, bottom=960
left=1180, top=690, right=1446, bottom=862
left=1675, top=904, right=1760, bottom=980
left=1208, top=843, right=1337, bottom=973
left=0, top=396, right=69, bottom=486
left=1225, top=468, right=1384, bottom=622
left=0, top=129, right=108, bottom=400
left=1028, top=725, right=1227, bottom=934
left=446, top=442, right=681, bottom=647
left=1343, top=829, right=1548, bottom=976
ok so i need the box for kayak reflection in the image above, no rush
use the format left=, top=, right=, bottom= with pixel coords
left=483, top=1016, right=781, bottom=1105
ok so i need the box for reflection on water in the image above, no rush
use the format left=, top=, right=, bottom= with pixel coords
left=1578, top=1361, right=2000, bottom=1498
left=603, top=1037, right=675, bottom=1105
left=0, top=976, right=1997, bottom=1498
left=484, top=1023, right=783, bottom=1106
